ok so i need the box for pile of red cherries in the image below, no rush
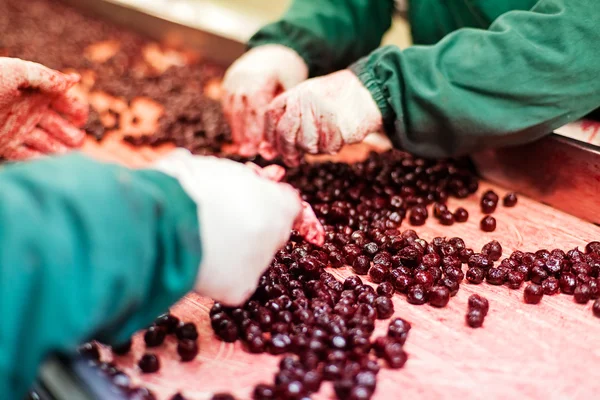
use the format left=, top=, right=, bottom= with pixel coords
left=76, top=150, right=600, bottom=400
left=206, top=150, right=599, bottom=399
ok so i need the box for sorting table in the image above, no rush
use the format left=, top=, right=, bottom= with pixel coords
left=82, top=131, right=600, bottom=400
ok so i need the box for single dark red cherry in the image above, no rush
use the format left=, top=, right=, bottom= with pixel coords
left=406, top=284, right=427, bottom=305
left=486, top=267, right=507, bottom=285
left=269, top=334, right=292, bottom=355
left=393, top=274, right=413, bottom=293
left=427, top=286, right=450, bottom=307
left=441, top=277, right=460, bottom=296
left=155, top=313, right=180, bottom=334
left=355, top=370, right=376, bottom=393
left=363, top=242, right=379, bottom=257
left=414, top=270, right=434, bottom=288
left=506, top=270, right=525, bottom=289
left=458, top=248, right=474, bottom=263
left=138, top=354, right=160, bottom=373
left=344, top=244, right=363, bottom=265
left=482, top=190, right=499, bottom=203
left=374, top=296, right=394, bottom=319
left=466, top=309, right=485, bottom=328
left=524, top=283, right=544, bottom=304
left=328, top=250, right=346, bottom=268
left=439, top=210, right=455, bottom=226
left=177, top=339, right=199, bottom=362
left=466, top=267, right=485, bottom=284
left=480, top=216, right=496, bottom=232
left=468, top=254, right=493, bottom=270
left=593, top=299, right=600, bottom=318
left=453, top=207, right=469, bottom=223
left=398, top=245, right=422, bottom=268
left=422, top=253, right=441, bottom=269
left=344, top=275, right=363, bottom=290
left=433, top=203, right=448, bottom=219
left=387, top=317, right=411, bottom=344
left=530, top=265, right=549, bottom=285
left=589, top=280, right=600, bottom=300
left=481, top=198, right=497, bottom=214
left=542, top=277, right=560, bottom=295
left=353, top=255, right=371, bottom=275
left=383, top=341, right=408, bottom=369
left=503, top=192, right=518, bottom=207
left=246, top=334, right=266, bottom=353
left=377, top=282, right=395, bottom=298
left=574, top=284, right=591, bottom=304
left=409, top=209, right=426, bottom=226
left=467, top=294, right=489, bottom=315
left=176, top=322, right=199, bottom=341
left=144, top=326, right=166, bottom=347
left=368, top=265, right=388, bottom=283
left=585, top=241, right=600, bottom=255
left=481, top=241, right=502, bottom=261
left=559, top=273, right=577, bottom=294
left=216, top=319, right=239, bottom=342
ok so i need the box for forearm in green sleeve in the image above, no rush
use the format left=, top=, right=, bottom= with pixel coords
left=0, top=153, right=201, bottom=398
left=248, top=0, right=395, bottom=76
left=351, top=0, right=600, bottom=157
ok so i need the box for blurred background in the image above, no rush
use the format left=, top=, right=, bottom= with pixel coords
left=116, top=0, right=412, bottom=49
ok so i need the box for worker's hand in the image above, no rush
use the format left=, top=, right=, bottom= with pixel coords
left=222, top=45, right=309, bottom=157
left=0, top=57, right=88, bottom=161
left=153, top=149, right=302, bottom=306
left=261, top=69, right=383, bottom=166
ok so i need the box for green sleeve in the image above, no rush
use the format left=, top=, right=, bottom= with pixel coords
left=0, top=154, right=201, bottom=399
left=248, top=0, right=395, bottom=76
left=351, top=0, right=600, bottom=157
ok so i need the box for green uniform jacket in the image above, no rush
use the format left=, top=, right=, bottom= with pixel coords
left=0, top=154, right=201, bottom=398
left=249, top=0, right=600, bottom=157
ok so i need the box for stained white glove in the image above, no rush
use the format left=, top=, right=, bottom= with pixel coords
left=261, top=69, right=383, bottom=166
left=222, top=45, right=309, bottom=157
left=153, top=149, right=302, bottom=306
left=0, top=57, right=87, bottom=160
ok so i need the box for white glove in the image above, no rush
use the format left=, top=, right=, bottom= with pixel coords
left=153, top=149, right=302, bottom=306
left=261, top=69, right=383, bottom=166
left=222, top=45, right=309, bottom=157
left=0, top=57, right=87, bottom=160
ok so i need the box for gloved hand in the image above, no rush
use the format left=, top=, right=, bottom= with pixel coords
left=153, top=149, right=302, bottom=306
left=261, top=69, right=383, bottom=166
left=222, top=45, right=309, bottom=157
left=0, top=57, right=88, bottom=160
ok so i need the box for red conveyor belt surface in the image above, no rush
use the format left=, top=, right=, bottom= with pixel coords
left=84, top=134, right=600, bottom=400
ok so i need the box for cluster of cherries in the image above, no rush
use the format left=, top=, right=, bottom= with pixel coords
left=209, top=233, right=411, bottom=400
left=198, top=152, right=485, bottom=399
left=283, top=151, right=479, bottom=232
left=478, top=189, right=517, bottom=232
left=78, top=314, right=201, bottom=399
left=80, top=150, right=600, bottom=399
